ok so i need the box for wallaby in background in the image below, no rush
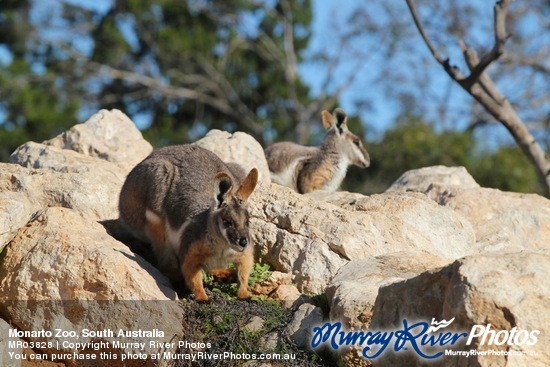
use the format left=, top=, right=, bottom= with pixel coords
left=119, top=144, right=258, bottom=302
left=264, top=108, right=370, bottom=193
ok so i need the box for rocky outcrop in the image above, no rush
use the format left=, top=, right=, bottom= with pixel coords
left=1, top=111, right=181, bottom=367
left=386, top=165, right=480, bottom=192
left=43, top=109, right=153, bottom=174
left=389, top=166, right=550, bottom=254
left=194, top=129, right=271, bottom=186
left=250, top=185, right=475, bottom=294
left=367, top=253, right=549, bottom=367
left=321, top=166, right=550, bottom=366
left=1, top=110, right=548, bottom=367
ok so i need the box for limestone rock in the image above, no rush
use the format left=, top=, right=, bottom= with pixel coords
left=272, top=284, right=302, bottom=305
left=44, top=109, right=152, bottom=173
left=244, top=316, right=265, bottom=333
left=0, top=207, right=182, bottom=367
left=0, top=191, right=33, bottom=251
left=286, top=303, right=324, bottom=350
left=4, top=146, right=124, bottom=221
left=250, top=271, right=293, bottom=296
left=194, top=129, right=271, bottom=186
left=250, top=185, right=475, bottom=294
left=426, top=186, right=550, bottom=254
left=386, top=165, right=480, bottom=193
left=386, top=166, right=550, bottom=255
left=368, top=253, right=549, bottom=367
left=1, top=319, right=21, bottom=367
left=326, top=251, right=449, bottom=329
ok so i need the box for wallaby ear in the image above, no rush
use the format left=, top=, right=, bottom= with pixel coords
left=333, top=108, right=347, bottom=133
left=321, top=110, right=334, bottom=130
left=213, top=172, right=234, bottom=208
left=235, top=168, right=258, bottom=202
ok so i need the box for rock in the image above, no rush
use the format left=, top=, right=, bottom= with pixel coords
left=1, top=319, right=21, bottom=367
left=324, top=252, right=449, bottom=367
left=0, top=207, right=182, bottom=367
left=385, top=166, right=550, bottom=255
left=250, top=271, right=293, bottom=296
left=244, top=316, right=265, bottom=333
left=250, top=185, right=475, bottom=294
left=368, top=252, right=549, bottom=367
left=44, top=109, right=152, bottom=173
left=0, top=191, right=33, bottom=252
left=260, top=332, right=280, bottom=351
left=286, top=303, right=324, bottom=350
left=426, top=186, right=550, bottom=254
left=194, top=129, right=271, bottom=186
left=386, top=165, right=480, bottom=193
left=272, top=284, right=302, bottom=305
left=4, top=146, right=125, bottom=221
left=326, top=251, right=449, bottom=329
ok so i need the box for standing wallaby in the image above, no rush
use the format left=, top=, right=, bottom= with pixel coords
left=119, top=144, right=258, bottom=302
left=265, top=108, right=370, bottom=193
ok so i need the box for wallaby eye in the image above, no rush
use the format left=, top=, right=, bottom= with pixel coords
left=353, top=140, right=360, bottom=146
left=222, top=219, right=233, bottom=228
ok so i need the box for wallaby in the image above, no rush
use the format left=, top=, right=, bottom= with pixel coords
left=119, top=144, right=258, bottom=302
left=265, top=108, right=370, bottom=193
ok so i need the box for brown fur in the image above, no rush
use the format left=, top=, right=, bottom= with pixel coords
left=298, top=158, right=334, bottom=193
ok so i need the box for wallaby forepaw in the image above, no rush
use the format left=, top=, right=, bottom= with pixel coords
left=237, top=288, right=250, bottom=300
left=194, top=292, right=210, bottom=303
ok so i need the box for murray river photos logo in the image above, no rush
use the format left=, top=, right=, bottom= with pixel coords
left=310, top=317, right=540, bottom=360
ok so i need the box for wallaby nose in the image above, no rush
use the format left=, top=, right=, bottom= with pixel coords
left=362, top=153, right=371, bottom=168
left=239, top=237, right=248, bottom=247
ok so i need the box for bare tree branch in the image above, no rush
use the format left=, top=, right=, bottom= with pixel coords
left=405, top=0, right=550, bottom=196
left=462, top=0, right=510, bottom=88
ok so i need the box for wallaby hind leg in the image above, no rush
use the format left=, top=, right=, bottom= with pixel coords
left=234, top=252, right=254, bottom=300
left=181, top=243, right=211, bottom=302
left=145, top=209, right=182, bottom=285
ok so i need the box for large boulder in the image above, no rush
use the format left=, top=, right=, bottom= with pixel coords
left=326, top=252, right=449, bottom=328
left=426, top=186, right=550, bottom=254
left=0, top=207, right=182, bottom=367
left=44, top=109, right=152, bottom=173
left=249, top=184, right=475, bottom=294
left=5, top=145, right=125, bottom=222
left=367, top=253, right=549, bottom=367
left=194, top=129, right=271, bottom=186
left=386, top=165, right=480, bottom=193
left=0, top=143, right=126, bottom=251
left=387, top=166, right=550, bottom=254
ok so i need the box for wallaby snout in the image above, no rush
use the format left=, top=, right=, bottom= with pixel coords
left=214, top=201, right=252, bottom=253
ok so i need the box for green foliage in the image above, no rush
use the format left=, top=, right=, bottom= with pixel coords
left=202, top=258, right=273, bottom=301
left=469, top=146, right=541, bottom=194
left=344, top=115, right=543, bottom=195
left=248, top=258, right=272, bottom=286
left=0, top=0, right=314, bottom=160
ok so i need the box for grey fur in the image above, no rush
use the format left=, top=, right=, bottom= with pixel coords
left=119, top=144, right=257, bottom=289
